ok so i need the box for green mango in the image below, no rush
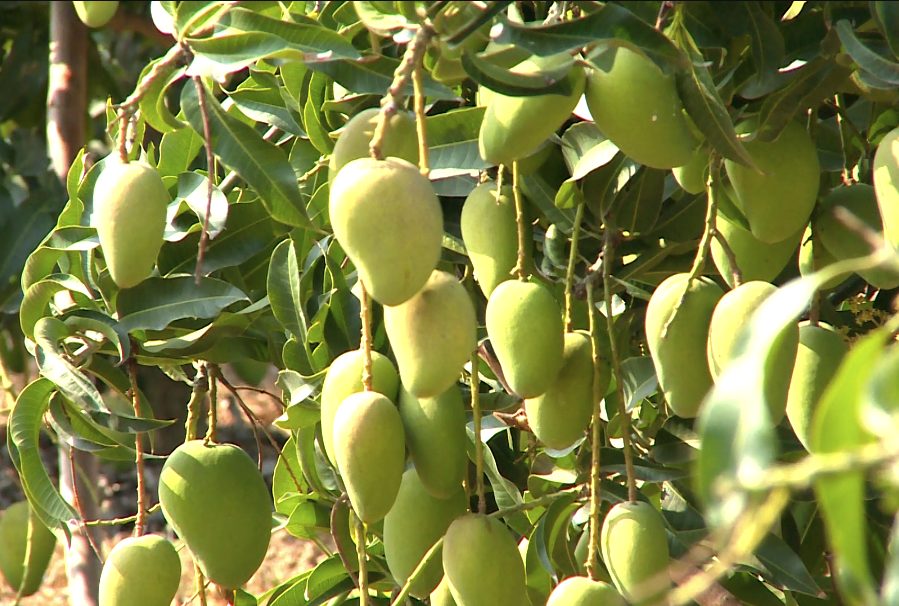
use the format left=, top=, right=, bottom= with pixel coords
left=600, top=502, right=670, bottom=606
left=99, top=535, right=181, bottom=606
left=645, top=273, right=723, bottom=418
left=586, top=46, right=696, bottom=169
left=546, top=576, right=625, bottom=606
left=399, top=384, right=468, bottom=499
left=384, top=270, right=477, bottom=398
left=383, top=469, right=468, bottom=598
left=874, top=125, right=899, bottom=249
left=320, top=349, right=400, bottom=467
left=672, top=146, right=710, bottom=194
left=786, top=322, right=848, bottom=450
left=158, top=440, right=271, bottom=589
left=431, top=575, right=458, bottom=606
left=0, top=501, right=57, bottom=596
left=724, top=120, right=820, bottom=243
left=798, top=224, right=852, bottom=290
left=330, top=157, right=444, bottom=306
left=443, top=514, right=529, bottom=606
left=73, top=1, right=118, bottom=28
left=333, top=391, right=406, bottom=524
left=486, top=280, right=565, bottom=399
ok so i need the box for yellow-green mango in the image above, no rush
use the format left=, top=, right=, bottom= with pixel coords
left=328, top=108, right=419, bottom=189
left=73, top=1, right=118, bottom=28
left=524, top=331, right=609, bottom=451
left=443, top=514, right=529, bottom=606
left=724, top=120, right=820, bottom=243
left=798, top=225, right=852, bottom=290
left=486, top=280, right=565, bottom=399
left=645, top=273, right=723, bottom=418
left=479, top=54, right=586, bottom=167
left=94, top=160, right=170, bottom=289
left=99, top=535, right=181, bottom=606
left=333, top=391, right=406, bottom=524
left=320, top=349, right=400, bottom=467
left=399, top=384, right=468, bottom=499
left=672, top=146, right=710, bottom=194
left=330, top=157, right=443, bottom=306
left=816, top=183, right=899, bottom=289
left=586, top=47, right=696, bottom=170
left=786, top=322, right=848, bottom=450
left=707, top=281, right=799, bottom=424
left=432, top=575, right=458, bottom=606
left=384, top=270, right=476, bottom=398
left=600, top=502, right=670, bottom=606
left=384, top=469, right=468, bottom=598
left=159, top=440, right=271, bottom=589
left=547, top=576, right=625, bottom=606
left=0, top=501, right=57, bottom=596
left=874, top=126, right=899, bottom=249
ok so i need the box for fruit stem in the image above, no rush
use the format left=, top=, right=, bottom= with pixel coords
left=711, top=230, right=742, bottom=288
left=204, top=362, right=218, bottom=443
left=511, top=160, right=530, bottom=280
left=360, top=280, right=373, bottom=392
left=412, top=61, right=430, bottom=178
left=193, top=76, right=217, bottom=285
left=355, top=514, right=369, bottom=606
left=115, top=109, right=129, bottom=164
left=185, top=364, right=209, bottom=441
left=194, top=561, right=208, bottom=606
left=127, top=349, right=147, bottom=536
left=82, top=503, right=161, bottom=526
left=471, top=349, right=487, bottom=515
left=833, top=93, right=857, bottom=186
left=585, top=279, right=604, bottom=580
left=565, top=203, right=585, bottom=331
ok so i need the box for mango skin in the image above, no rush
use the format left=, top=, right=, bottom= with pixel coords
left=707, top=281, right=799, bottom=424
left=586, top=46, right=696, bottom=170
left=399, top=384, right=468, bottom=499
left=158, top=440, right=272, bottom=589
left=443, top=514, right=529, bottom=606
left=486, top=280, right=565, bottom=399
left=600, top=502, right=670, bottom=606
left=99, top=535, right=181, bottom=606
left=320, top=349, right=400, bottom=467
left=384, top=469, right=468, bottom=598
left=384, top=270, right=477, bottom=399
left=645, top=273, right=723, bottom=419
left=328, top=108, right=419, bottom=189
left=874, top=126, right=899, bottom=249
left=725, top=120, right=820, bottom=243
left=798, top=225, right=851, bottom=290
left=786, top=322, right=848, bottom=451
left=525, top=331, right=609, bottom=451
left=672, top=147, right=710, bottom=194
left=94, top=160, right=170, bottom=289
left=333, top=391, right=406, bottom=524
left=547, top=576, right=625, bottom=606
left=73, top=1, right=118, bottom=28
left=0, top=501, right=57, bottom=596
left=431, top=575, right=458, bottom=606
left=330, top=157, right=443, bottom=306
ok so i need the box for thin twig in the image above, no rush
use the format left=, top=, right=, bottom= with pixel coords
left=193, top=77, right=216, bottom=285
left=195, top=561, right=208, bottom=606
left=471, top=349, right=486, bottom=515
left=511, top=161, right=529, bottom=280
left=585, top=277, right=604, bottom=579
left=233, top=385, right=286, bottom=409
left=565, top=204, right=585, bottom=331
left=127, top=347, right=147, bottom=537
left=67, top=448, right=105, bottom=564
left=204, top=361, right=218, bottom=443
left=412, top=62, right=429, bottom=178
left=83, top=504, right=161, bottom=526
left=360, top=281, right=373, bottom=392
left=710, top=229, right=742, bottom=288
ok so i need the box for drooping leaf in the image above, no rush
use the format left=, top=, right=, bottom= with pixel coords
left=268, top=238, right=308, bottom=341
left=460, top=48, right=576, bottom=97
left=307, top=54, right=459, bottom=101
left=836, top=19, right=899, bottom=86
left=137, top=53, right=188, bottom=134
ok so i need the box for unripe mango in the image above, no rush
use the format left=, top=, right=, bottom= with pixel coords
left=547, top=576, right=625, bottom=606
left=94, top=160, right=169, bottom=289
left=73, top=1, right=118, bottom=28
left=99, top=535, right=181, bottom=606
left=786, top=322, right=848, bottom=450
left=724, top=120, right=820, bottom=243
left=874, top=126, right=899, bottom=249
left=384, top=270, right=477, bottom=398
left=320, top=349, right=399, bottom=467
left=600, top=502, right=670, bottom=606
left=707, top=281, right=799, bottom=424
left=158, top=440, right=271, bottom=589
left=486, top=280, right=565, bottom=399
left=432, top=575, right=458, bottom=606
left=384, top=469, right=468, bottom=597
left=0, top=501, right=57, bottom=596
left=333, top=391, right=406, bottom=524
left=645, top=273, right=723, bottom=418
left=399, top=384, right=468, bottom=499
left=443, top=514, right=529, bottom=606
left=330, top=157, right=443, bottom=306
left=328, top=108, right=419, bottom=189
left=672, top=147, right=710, bottom=194
left=586, top=47, right=696, bottom=169
left=525, top=331, right=608, bottom=450
left=798, top=225, right=851, bottom=290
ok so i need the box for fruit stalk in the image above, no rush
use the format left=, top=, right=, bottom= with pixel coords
left=193, top=76, right=218, bottom=285
left=204, top=362, right=218, bottom=443
left=585, top=280, right=604, bottom=580
left=360, top=281, right=373, bottom=392
left=185, top=364, right=209, bottom=441
left=127, top=350, right=147, bottom=537
left=412, top=62, right=430, bottom=178
left=565, top=203, right=585, bottom=331
left=194, top=561, right=208, bottom=606
left=710, top=230, right=742, bottom=288
left=511, top=161, right=529, bottom=280
left=355, top=514, right=369, bottom=606
left=833, top=93, right=856, bottom=186
left=471, top=348, right=486, bottom=514
left=115, top=109, right=129, bottom=163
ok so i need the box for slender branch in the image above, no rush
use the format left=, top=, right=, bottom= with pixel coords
left=195, top=561, right=208, bottom=606
left=710, top=230, right=742, bottom=288
left=565, top=204, right=585, bottom=331
left=412, top=62, right=430, bottom=178
left=511, top=161, right=529, bottom=280
left=586, top=277, right=604, bottom=579
left=204, top=362, right=218, bottom=443
left=360, top=281, right=373, bottom=392
left=471, top=349, right=486, bottom=515
left=185, top=365, right=209, bottom=441
left=233, top=385, right=286, bottom=409
left=67, top=447, right=105, bottom=564
left=127, top=348, right=147, bottom=537
left=193, top=77, right=216, bottom=285
left=83, top=504, right=162, bottom=527
left=355, top=514, right=369, bottom=606
left=113, top=43, right=186, bottom=114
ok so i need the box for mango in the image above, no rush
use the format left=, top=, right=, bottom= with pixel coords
left=600, top=502, right=670, bottom=606
left=330, top=157, right=443, bottom=306
left=332, top=391, right=406, bottom=524
left=443, top=514, right=529, bottom=606
left=874, top=126, right=899, bottom=249
left=432, top=575, right=458, bottom=606
left=786, top=322, right=848, bottom=450
left=707, top=281, right=799, bottom=424
left=724, top=120, right=820, bottom=243
left=479, top=54, right=586, bottom=167
left=328, top=108, right=419, bottom=189
left=645, top=273, right=723, bottom=418
left=672, top=147, right=710, bottom=194
left=798, top=225, right=852, bottom=290
left=73, top=1, right=118, bottom=28
left=158, top=440, right=271, bottom=589
left=94, top=160, right=169, bottom=289
left=0, top=501, right=57, bottom=596
left=384, top=469, right=468, bottom=597
left=384, top=270, right=477, bottom=398
left=486, top=280, right=565, bottom=399
left=525, top=331, right=608, bottom=450
left=586, top=46, right=696, bottom=169
left=320, top=349, right=400, bottom=467
left=547, top=576, right=625, bottom=606
left=399, top=384, right=468, bottom=499
left=98, top=535, right=181, bottom=606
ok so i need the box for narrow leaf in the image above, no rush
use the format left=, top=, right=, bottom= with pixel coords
left=836, top=19, right=899, bottom=86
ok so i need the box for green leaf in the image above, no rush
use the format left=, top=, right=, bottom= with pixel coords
left=273, top=436, right=305, bottom=516
left=466, top=422, right=524, bottom=509
left=174, top=171, right=229, bottom=236
left=353, top=1, right=413, bottom=34
left=619, top=356, right=659, bottom=412
left=881, top=512, right=899, bottom=605
left=268, top=238, right=308, bottom=341
left=560, top=122, right=620, bottom=181
left=158, top=123, right=205, bottom=177
left=20, top=274, right=96, bottom=340
left=230, top=87, right=305, bottom=136
left=754, top=532, right=825, bottom=596
left=460, top=48, right=576, bottom=97
left=308, top=55, right=459, bottom=101
left=285, top=501, right=332, bottom=540
left=62, top=309, right=129, bottom=364
left=613, top=167, right=666, bottom=235
left=520, top=173, right=575, bottom=232
left=304, top=71, right=335, bottom=155
left=716, top=2, right=785, bottom=95
left=874, top=2, right=899, bottom=60
left=1, top=199, right=58, bottom=296
left=305, top=554, right=350, bottom=602
left=836, top=20, right=899, bottom=86
left=137, top=55, right=188, bottom=134
left=426, top=107, right=491, bottom=177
